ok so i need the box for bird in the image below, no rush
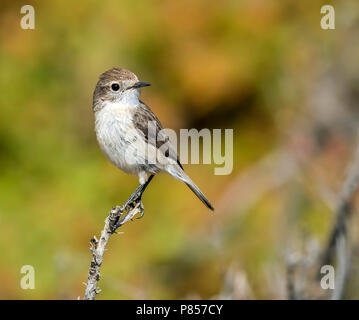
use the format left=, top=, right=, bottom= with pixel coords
left=92, top=67, right=214, bottom=220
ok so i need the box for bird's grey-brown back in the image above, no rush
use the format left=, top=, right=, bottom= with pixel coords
left=92, top=68, right=139, bottom=112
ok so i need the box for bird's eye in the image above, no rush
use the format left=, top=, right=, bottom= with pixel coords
left=111, top=83, right=120, bottom=91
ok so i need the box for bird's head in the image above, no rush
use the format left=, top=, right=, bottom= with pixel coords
left=93, top=67, right=150, bottom=111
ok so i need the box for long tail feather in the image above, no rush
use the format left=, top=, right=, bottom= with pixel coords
left=167, top=165, right=214, bottom=211
left=185, top=181, right=214, bottom=211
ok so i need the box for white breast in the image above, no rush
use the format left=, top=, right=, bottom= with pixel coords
left=95, top=101, right=146, bottom=175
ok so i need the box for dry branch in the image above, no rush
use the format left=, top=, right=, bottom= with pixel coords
left=83, top=202, right=144, bottom=300
left=284, top=136, right=359, bottom=300
left=321, top=137, right=359, bottom=268
left=331, top=234, right=350, bottom=300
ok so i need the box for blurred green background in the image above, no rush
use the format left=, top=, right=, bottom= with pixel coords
left=1, top=0, right=359, bottom=299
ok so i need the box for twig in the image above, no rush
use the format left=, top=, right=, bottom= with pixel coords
left=331, top=233, right=350, bottom=300
left=83, top=201, right=144, bottom=300
left=286, top=255, right=298, bottom=300
left=285, top=239, right=319, bottom=300
left=321, top=136, right=359, bottom=267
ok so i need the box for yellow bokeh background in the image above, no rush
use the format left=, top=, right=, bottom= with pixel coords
left=0, top=1, right=359, bottom=299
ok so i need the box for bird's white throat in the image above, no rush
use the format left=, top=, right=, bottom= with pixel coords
left=111, top=89, right=140, bottom=109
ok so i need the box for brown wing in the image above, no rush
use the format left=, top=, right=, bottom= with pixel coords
left=132, top=101, right=183, bottom=169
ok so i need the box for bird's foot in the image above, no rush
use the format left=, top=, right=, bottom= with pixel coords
left=127, top=189, right=143, bottom=207
left=136, top=205, right=145, bottom=219
left=110, top=200, right=144, bottom=234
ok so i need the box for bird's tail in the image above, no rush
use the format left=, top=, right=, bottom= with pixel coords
left=184, top=180, right=214, bottom=211
left=167, top=165, right=214, bottom=211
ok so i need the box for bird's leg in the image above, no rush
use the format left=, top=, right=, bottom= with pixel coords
left=134, top=174, right=155, bottom=219
left=124, top=174, right=154, bottom=208
left=110, top=175, right=155, bottom=233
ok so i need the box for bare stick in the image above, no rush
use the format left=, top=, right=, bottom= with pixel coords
left=331, top=233, right=350, bottom=300
left=83, top=202, right=144, bottom=300
left=321, top=137, right=359, bottom=268
left=286, top=257, right=298, bottom=300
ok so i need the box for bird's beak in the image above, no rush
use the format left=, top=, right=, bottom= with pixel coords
left=128, top=81, right=151, bottom=90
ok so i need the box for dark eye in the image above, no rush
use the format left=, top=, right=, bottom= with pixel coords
left=111, top=83, right=120, bottom=91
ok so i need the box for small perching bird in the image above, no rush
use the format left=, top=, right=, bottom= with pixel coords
left=92, top=68, right=214, bottom=224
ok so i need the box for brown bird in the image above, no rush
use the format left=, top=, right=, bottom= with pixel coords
left=92, top=68, right=214, bottom=216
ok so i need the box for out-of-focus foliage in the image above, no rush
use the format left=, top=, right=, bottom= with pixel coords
left=0, top=0, right=359, bottom=299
